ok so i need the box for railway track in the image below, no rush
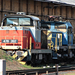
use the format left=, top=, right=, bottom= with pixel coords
left=6, top=65, right=75, bottom=75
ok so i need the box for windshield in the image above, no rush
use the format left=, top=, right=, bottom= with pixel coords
left=55, top=23, right=67, bottom=32
left=6, top=18, right=31, bottom=26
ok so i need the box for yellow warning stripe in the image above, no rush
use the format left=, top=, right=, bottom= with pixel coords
left=19, top=61, right=26, bottom=65
left=12, top=51, right=28, bottom=65
left=47, top=31, right=51, bottom=33
left=12, top=53, right=17, bottom=59
left=18, top=51, right=28, bottom=61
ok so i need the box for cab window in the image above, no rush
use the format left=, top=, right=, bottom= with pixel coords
left=6, top=17, right=33, bottom=26
left=6, top=18, right=18, bottom=25
left=55, top=23, right=66, bottom=29
left=19, top=18, right=30, bottom=26
left=55, top=23, right=67, bottom=32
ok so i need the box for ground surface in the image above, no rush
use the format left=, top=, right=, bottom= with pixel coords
left=0, top=49, right=33, bottom=71
left=1, top=49, right=75, bottom=72
left=59, top=70, right=75, bottom=75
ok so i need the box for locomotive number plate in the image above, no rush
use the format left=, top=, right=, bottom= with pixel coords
left=2, top=39, right=18, bottom=43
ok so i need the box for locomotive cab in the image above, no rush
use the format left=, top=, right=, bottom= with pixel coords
left=0, top=14, right=41, bottom=50
left=41, top=21, right=73, bottom=51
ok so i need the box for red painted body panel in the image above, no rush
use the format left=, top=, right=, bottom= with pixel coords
left=0, top=30, right=41, bottom=49
left=0, top=30, right=23, bottom=48
left=23, top=30, right=41, bottom=49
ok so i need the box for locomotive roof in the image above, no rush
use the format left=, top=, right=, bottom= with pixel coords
left=41, top=21, right=73, bottom=27
left=41, top=21, right=70, bottom=24
left=41, top=21, right=67, bottom=23
left=3, top=14, right=40, bottom=21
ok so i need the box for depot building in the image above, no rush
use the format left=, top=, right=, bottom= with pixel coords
left=0, top=0, right=75, bottom=41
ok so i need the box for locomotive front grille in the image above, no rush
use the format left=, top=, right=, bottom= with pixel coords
left=0, top=36, right=27, bottom=50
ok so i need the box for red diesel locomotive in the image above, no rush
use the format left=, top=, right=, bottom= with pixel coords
left=0, top=13, right=52, bottom=64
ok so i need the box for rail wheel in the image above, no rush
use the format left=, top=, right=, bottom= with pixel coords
left=7, top=50, right=28, bottom=65
left=31, top=54, right=36, bottom=66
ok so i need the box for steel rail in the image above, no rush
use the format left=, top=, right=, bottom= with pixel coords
left=6, top=66, right=75, bottom=75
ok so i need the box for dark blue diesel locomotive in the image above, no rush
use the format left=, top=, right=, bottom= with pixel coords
left=41, top=20, right=74, bottom=60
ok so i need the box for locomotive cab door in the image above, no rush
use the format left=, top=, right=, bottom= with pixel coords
left=52, top=33, right=62, bottom=50
left=47, top=31, right=62, bottom=50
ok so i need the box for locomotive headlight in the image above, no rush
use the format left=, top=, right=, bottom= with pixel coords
left=17, top=46, right=20, bottom=49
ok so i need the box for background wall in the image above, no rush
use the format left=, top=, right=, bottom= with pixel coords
left=0, top=0, right=75, bottom=40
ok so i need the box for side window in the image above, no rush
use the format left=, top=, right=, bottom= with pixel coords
left=35, top=21, right=38, bottom=28
left=68, top=27, right=72, bottom=34
left=33, top=21, right=38, bottom=28
left=37, top=21, right=41, bottom=29
left=30, top=19, right=33, bottom=26
left=35, top=21, right=41, bottom=29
